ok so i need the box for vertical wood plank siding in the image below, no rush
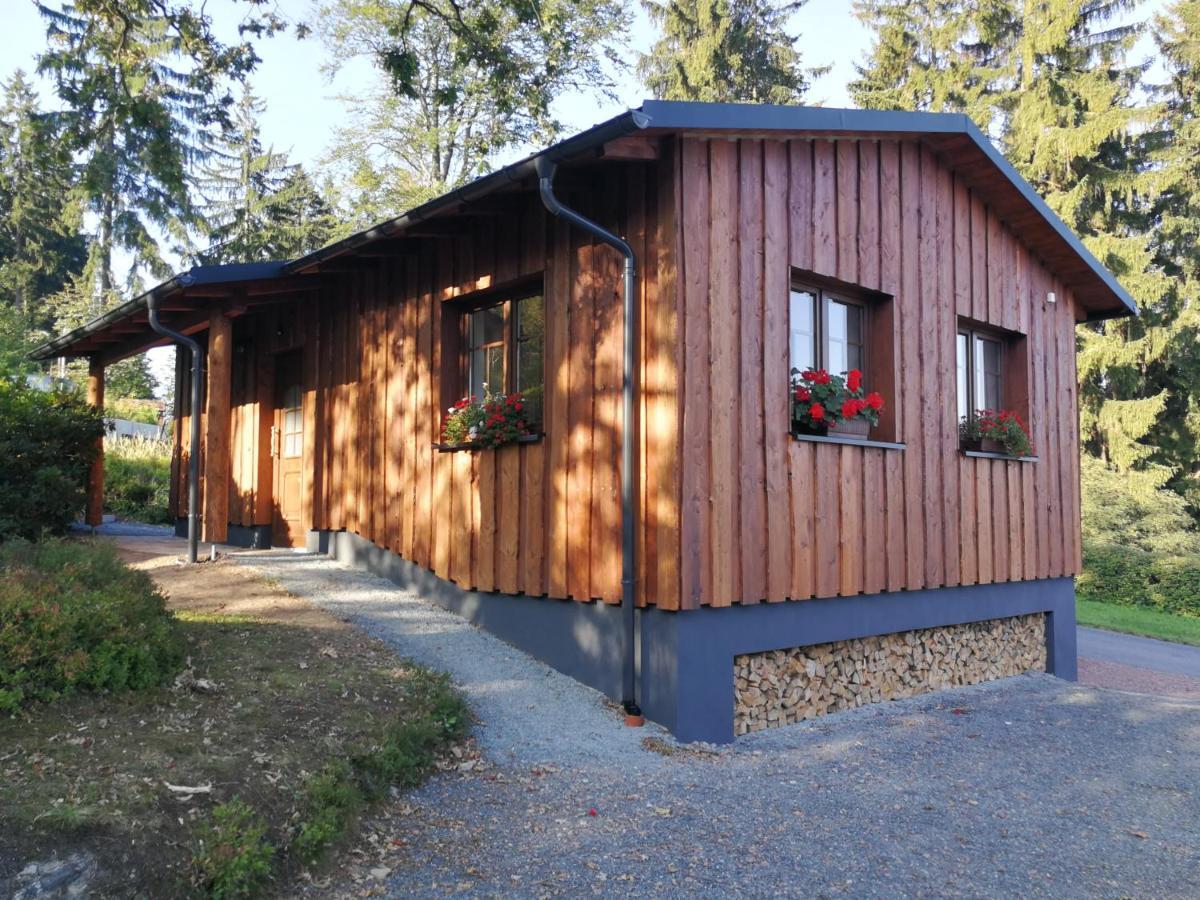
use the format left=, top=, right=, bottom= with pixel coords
left=673, top=136, right=1083, bottom=607
left=174, top=159, right=680, bottom=607
left=173, top=134, right=1085, bottom=610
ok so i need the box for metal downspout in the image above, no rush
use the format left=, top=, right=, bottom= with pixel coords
left=147, top=295, right=203, bottom=564
left=536, top=158, right=642, bottom=720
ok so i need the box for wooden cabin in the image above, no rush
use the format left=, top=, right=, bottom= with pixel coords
left=33, top=102, right=1136, bottom=742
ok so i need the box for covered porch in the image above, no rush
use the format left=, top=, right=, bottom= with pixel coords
left=30, top=262, right=319, bottom=548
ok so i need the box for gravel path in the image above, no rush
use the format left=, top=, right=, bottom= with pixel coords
left=231, top=551, right=1200, bottom=899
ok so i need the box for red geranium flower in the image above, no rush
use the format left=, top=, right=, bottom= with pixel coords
left=795, top=387, right=811, bottom=402
left=866, top=392, right=884, bottom=411
left=847, top=369, right=862, bottom=393
left=810, top=402, right=825, bottom=421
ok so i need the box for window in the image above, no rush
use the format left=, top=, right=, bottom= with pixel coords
left=788, top=274, right=897, bottom=443
left=789, top=286, right=866, bottom=379
left=459, top=289, right=545, bottom=424
left=281, top=384, right=303, bottom=458
left=468, top=305, right=506, bottom=400
left=956, top=327, right=1005, bottom=421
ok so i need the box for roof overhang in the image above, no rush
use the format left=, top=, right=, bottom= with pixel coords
left=31, top=100, right=1134, bottom=363
left=28, top=262, right=309, bottom=361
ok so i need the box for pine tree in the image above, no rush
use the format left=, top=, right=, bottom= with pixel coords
left=639, top=0, right=815, bottom=103
left=35, top=0, right=260, bottom=314
left=1137, top=0, right=1200, bottom=502
left=264, top=168, right=339, bottom=259
left=849, top=0, right=1016, bottom=125
left=854, top=1, right=1168, bottom=475
left=0, top=71, right=86, bottom=325
left=999, top=2, right=1168, bottom=474
left=193, top=89, right=331, bottom=264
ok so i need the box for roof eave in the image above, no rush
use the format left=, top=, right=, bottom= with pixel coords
left=28, top=262, right=291, bottom=361
left=283, top=108, right=652, bottom=274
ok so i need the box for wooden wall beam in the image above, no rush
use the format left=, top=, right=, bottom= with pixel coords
left=202, top=309, right=233, bottom=542
left=85, top=357, right=105, bottom=527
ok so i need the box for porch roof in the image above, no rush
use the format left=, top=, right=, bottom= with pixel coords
left=29, top=262, right=298, bottom=362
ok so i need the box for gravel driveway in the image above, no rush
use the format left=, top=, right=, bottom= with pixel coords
left=232, top=551, right=1200, bottom=899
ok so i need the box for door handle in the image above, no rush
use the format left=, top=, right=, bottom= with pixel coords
left=270, top=425, right=279, bottom=458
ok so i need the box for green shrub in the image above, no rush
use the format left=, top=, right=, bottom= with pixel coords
left=1081, top=456, right=1200, bottom=556
left=1079, top=541, right=1200, bottom=619
left=192, top=799, right=275, bottom=899
left=0, top=379, right=105, bottom=541
left=0, top=539, right=185, bottom=712
left=105, top=437, right=172, bottom=524
left=292, top=761, right=362, bottom=863
left=293, top=672, right=468, bottom=862
left=1145, top=555, right=1200, bottom=618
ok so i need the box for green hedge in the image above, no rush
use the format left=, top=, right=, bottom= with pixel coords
left=105, top=437, right=173, bottom=525
left=1079, top=542, right=1200, bottom=619
left=0, top=379, right=106, bottom=541
left=0, top=539, right=185, bottom=712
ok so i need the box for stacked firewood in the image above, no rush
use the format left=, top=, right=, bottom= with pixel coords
left=734, top=614, right=1047, bottom=734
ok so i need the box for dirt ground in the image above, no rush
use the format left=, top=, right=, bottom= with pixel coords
left=0, top=537, right=472, bottom=898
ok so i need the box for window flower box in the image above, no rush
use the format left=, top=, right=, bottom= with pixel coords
left=791, top=367, right=884, bottom=438
left=441, top=391, right=534, bottom=449
left=959, top=409, right=1032, bottom=458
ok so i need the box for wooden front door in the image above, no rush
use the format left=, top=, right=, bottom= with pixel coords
left=271, top=352, right=304, bottom=547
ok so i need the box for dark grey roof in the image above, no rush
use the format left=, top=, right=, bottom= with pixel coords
left=31, top=101, right=1136, bottom=361
left=287, top=100, right=1137, bottom=319
left=29, top=262, right=288, bottom=360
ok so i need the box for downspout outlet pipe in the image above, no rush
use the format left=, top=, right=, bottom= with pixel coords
left=147, top=295, right=203, bottom=564
left=536, top=157, right=642, bottom=721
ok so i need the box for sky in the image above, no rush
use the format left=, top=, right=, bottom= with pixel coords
left=0, top=0, right=870, bottom=172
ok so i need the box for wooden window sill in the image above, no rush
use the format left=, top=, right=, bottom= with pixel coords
left=434, top=433, right=543, bottom=452
left=961, top=448, right=1038, bottom=463
left=789, top=432, right=905, bottom=451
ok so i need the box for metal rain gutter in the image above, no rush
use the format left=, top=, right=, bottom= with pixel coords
left=536, top=156, right=643, bottom=724
left=147, top=294, right=203, bottom=564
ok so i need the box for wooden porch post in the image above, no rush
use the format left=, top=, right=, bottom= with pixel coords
left=202, top=310, right=232, bottom=543
left=85, top=356, right=105, bottom=527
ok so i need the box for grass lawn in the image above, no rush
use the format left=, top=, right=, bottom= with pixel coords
left=0, top=544, right=470, bottom=898
left=1076, top=598, right=1200, bottom=648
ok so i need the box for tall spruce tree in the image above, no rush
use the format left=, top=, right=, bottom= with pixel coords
left=849, top=0, right=1015, bottom=126
left=1000, top=2, right=1168, bottom=475
left=1142, top=0, right=1200, bottom=502
left=639, top=0, right=815, bottom=103
left=193, top=90, right=336, bottom=263
left=0, top=71, right=86, bottom=325
left=854, top=0, right=1169, bottom=476
left=35, top=0, right=261, bottom=314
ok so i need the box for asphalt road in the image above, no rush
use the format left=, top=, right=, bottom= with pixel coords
left=1077, top=626, right=1200, bottom=678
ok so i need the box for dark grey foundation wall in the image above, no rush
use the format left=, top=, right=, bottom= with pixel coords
left=312, top=529, right=1077, bottom=745
left=174, top=518, right=272, bottom=550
